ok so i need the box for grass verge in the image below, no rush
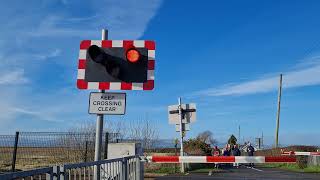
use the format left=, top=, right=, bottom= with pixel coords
left=145, top=166, right=222, bottom=175
left=145, top=166, right=178, bottom=174
left=263, top=163, right=320, bottom=173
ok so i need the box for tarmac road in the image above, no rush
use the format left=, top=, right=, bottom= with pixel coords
left=155, top=165, right=320, bottom=180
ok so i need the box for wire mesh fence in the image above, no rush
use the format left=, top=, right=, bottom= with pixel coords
left=0, top=131, right=122, bottom=172
left=0, top=135, right=15, bottom=173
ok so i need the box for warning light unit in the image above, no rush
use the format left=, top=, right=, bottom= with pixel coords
left=77, top=40, right=155, bottom=90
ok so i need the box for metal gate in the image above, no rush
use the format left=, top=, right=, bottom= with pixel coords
left=0, top=155, right=142, bottom=180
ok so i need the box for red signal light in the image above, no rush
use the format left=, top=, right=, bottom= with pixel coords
left=126, top=49, right=140, bottom=63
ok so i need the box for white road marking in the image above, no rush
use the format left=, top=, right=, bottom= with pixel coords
left=246, top=166, right=263, bottom=172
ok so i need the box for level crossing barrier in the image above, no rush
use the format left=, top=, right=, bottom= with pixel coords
left=146, top=156, right=296, bottom=164
left=281, top=151, right=320, bottom=156
left=0, top=155, right=142, bottom=180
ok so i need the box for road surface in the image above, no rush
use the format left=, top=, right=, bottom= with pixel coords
left=155, top=166, right=320, bottom=180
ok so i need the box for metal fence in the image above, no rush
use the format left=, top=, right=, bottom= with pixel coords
left=62, top=155, right=142, bottom=180
left=0, top=167, right=54, bottom=180
left=308, top=155, right=320, bottom=166
left=0, top=135, right=16, bottom=173
left=0, top=155, right=142, bottom=180
left=0, top=131, right=122, bottom=172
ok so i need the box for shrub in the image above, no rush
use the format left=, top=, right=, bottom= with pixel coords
left=184, top=138, right=211, bottom=156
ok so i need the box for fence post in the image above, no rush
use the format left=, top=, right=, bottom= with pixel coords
left=119, top=161, right=123, bottom=180
left=122, top=158, right=128, bottom=180
left=135, top=157, right=143, bottom=180
left=84, top=141, right=88, bottom=162
left=104, top=132, right=109, bottom=159
left=50, top=166, right=60, bottom=180
left=59, top=166, right=65, bottom=180
left=135, top=158, right=139, bottom=180
left=11, top=131, right=19, bottom=172
left=45, top=166, right=52, bottom=180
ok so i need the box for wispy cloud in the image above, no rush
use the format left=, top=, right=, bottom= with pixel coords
left=11, top=108, right=41, bottom=116
left=10, top=107, right=62, bottom=123
left=64, top=14, right=100, bottom=22
left=0, top=69, right=29, bottom=85
left=194, top=55, right=320, bottom=97
left=0, top=48, right=61, bottom=86
left=28, top=0, right=162, bottom=39
left=33, top=49, right=61, bottom=60
left=27, top=16, right=97, bottom=37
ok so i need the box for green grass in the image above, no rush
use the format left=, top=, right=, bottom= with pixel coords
left=263, top=164, right=320, bottom=173
left=145, top=166, right=178, bottom=174
left=302, top=166, right=320, bottom=173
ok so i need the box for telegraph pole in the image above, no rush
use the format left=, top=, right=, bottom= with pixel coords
left=262, top=131, right=264, bottom=149
left=178, top=97, right=185, bottom=173
left=238, top=125, right=241, bottom=145
left=275, top=74, right=282, bottom=148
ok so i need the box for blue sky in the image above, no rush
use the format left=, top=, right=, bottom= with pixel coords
left=1, top=0, right=320, bottom=146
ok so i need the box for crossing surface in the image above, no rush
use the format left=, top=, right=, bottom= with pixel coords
left=155, top=166, right=320, bottom=180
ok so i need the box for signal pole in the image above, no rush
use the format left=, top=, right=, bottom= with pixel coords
left=94, top=29, right=108, bottom=180
left=178, top=97, right=185, bottom=173
left=275, top=74, right=282, bottom=148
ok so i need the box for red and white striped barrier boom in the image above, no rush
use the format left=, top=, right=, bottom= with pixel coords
left=146, top=156, right=296, bottom=164
left=281, top=151, right=320, bottom=156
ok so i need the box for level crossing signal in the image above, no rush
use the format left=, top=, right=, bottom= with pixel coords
left=77, top=40, right=155, bottom=90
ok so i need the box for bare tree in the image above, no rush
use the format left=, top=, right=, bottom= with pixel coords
left=56, top=119, right=127, bottom=163
left=105, top=117, right=127, bottom=140
left=197, top=130, right=217, bottom=145
left=128, top=116, right=159, bottom=149
left=57, top=121, right=97, bottom=162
